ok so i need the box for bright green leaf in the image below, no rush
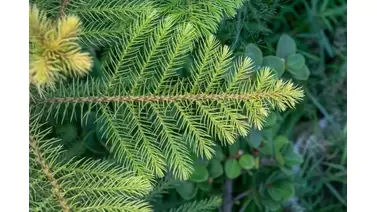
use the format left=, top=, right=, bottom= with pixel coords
left=287, top=65, right=310, bottom=80
left=228, top=140, right=240, bottom=156
left=260, top=198, right=281, bottom=211
left=189, top=164, right=209, bottom=183
left=195, top=158, right=209, bottom=167
left=267, top=181, right=294, bottom=202
left=286, top=53, right=306, bottom=70
left=208, top=159, right=224, bottom=178
left=258, top=141, right=273, bottom=156
left=262, top=56, right=285, bottom=77
left=239, top=154, right=256, bottom=170
left=245, top=43, right=263, bottom=66
left=83, top=130, right=106, bottom=154
left=284, top=148, right=304, bottom=166
left=267, top=186, right=284, bottom=202
left=278, top=181, right=295, bottom=201
left=276, top=34, right=297, bottom=59
left=190, top=152, right=209, bottom=167
left=225, top=159, right=242, bottom=179
left=274, top=136, right=290, bottom=152
left=176, top=181, right=197, bottom=200
left=198, top=182, right=212, bottom=192
left=280, top=166, right=294, bottom=176
left=244, top=129, right=262, bottom=148
left=213, top=145, right=225, bottom=161
left=264, top=112, right=277, bottom=128
left=262, top=129, right=274, bottom=142
left=275, top=152, right=285, bottom=166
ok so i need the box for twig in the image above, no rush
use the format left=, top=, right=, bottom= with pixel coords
left=230, top=9, right=243, bottom=51
left=239, top=199, right=252, bottom=212
left=233, top=189, right=252, bottom=202
left=223, top=179, right=233, bottom=212
left=59, top=0, right=71, bottom=18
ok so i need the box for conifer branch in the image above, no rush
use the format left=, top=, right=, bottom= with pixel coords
left=167, top=196, right=222, bottom=212
left=29, top=115, right=153, bottom=211
left=30, top=0, right=304, bottom=183
left=29, top=136, right=71, bottom=212
left=40, top=92, right=302, bottom=104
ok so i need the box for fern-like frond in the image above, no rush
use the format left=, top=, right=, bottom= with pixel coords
left=29, top=114, right=153, bottom=212
left=102, top=10, right=159, bottom=90
left=167, top=196, right=222, bottom=212
left=64, top=0, right=155, bottom=47
left=155, top=0, right=246, bottom=35
left=96, top=105, right=151, bottom=177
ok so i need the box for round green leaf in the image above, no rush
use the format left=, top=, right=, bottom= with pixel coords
left=189, top=152, right=209, bottom=167
left=61, top=139, right=86, bottom=159
left=189, top=164, right=209, bottom=183
left=225, top=159, right=242, bottom=179
left=276, top=34, right=297, bottom=59
left=262, top=56, right=285, bottom=77
left=262, top=128, right=274, bottom=142
left=260, top=198, right=281, bottom=211
left=270, top=181, right=295, bottom=201
left=264, top=112, right=277, bottom=128
left=213, top=145, right=225, bottom=161
left=175, top=181, right=197, bottom=200
left=283, top=148, right=304, bottom=166
left=274, top=136, right=290, bottom=152
left=55, top=123, right=78, bottom=144
left=195, top=158, right=209, bottom=167
left=287, top=65, right=310, bottom=80
left=258, top=141, right=273, bottom=156
left=83, top=130, right=107, bottom=154
left=267, top=186, right=284, bottom=201
left=275, top=152, right=285, bottom=166
left=81, top=112, right=97, bottom=132
left=245, top=43, right=263, bottom=66
left=238, top=154, right=256, bottom=170
left=245, top=129, right=262, bottom=148
left=228, top=140, right=240, bottom=156
left=198, top=182, right=212, bottom=192
left=282, top=181, right=295, bottom=201
left=208, top=159, right=223, bottom=178
left=286, top=53, right=305, bottom=70
left=280, top=166, right=294, bottom=176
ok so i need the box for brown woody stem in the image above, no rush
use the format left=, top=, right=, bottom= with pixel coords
left=59, top=0, right=71, bottom=18
left=40, top=93, right=277, bottom=104
left=30, top=136, right=70, bottom=212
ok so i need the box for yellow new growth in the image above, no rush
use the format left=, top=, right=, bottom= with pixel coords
left=29, top=5, right=92, bottom=94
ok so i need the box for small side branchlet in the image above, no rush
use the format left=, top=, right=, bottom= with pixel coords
left=29, top=5, right=92, bottom=95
